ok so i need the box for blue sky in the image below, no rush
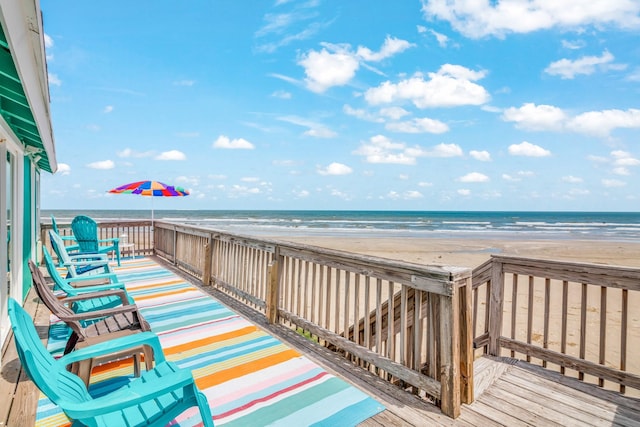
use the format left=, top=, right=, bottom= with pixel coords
left=40, top=0, right=640, bottom=211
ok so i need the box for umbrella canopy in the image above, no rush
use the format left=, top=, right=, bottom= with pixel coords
left=108, top=180, right=189, bottom=197
left=108, top=180, right=189, bottom=226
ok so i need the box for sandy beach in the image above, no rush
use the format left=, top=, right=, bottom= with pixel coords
left=272, top=236, right=640, bottom=269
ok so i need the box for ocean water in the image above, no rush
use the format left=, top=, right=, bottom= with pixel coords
left=42, top=210, right=640, bottom=242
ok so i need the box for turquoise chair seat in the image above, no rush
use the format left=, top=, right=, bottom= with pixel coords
left=71, top=215, right=121, bottom=266
left=8, top=298, right=214, bottom=427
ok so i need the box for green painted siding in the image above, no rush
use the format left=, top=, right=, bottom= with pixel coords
left=22, top=157, right=32, bottom=300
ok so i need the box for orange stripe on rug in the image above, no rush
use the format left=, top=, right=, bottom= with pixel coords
left=196, top=348, right=300, bottom=389
left=165, top=325, right=258, bottom=355
left=133, top=287, right=194, bottom=301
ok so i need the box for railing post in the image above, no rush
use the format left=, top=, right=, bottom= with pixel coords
left=202, top=234, right=213, bottom=286
left=488, top=258, right=504, bottom=356
left=172, top=226, right=177, bottom=265
left=266, top=247, right=281, bottom=324
left=458, top=275, right=474, bottom=404
left=439, top=281, right=460, bottom=418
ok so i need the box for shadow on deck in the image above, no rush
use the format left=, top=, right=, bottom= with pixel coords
left=1, top=256, right=639, bottom=426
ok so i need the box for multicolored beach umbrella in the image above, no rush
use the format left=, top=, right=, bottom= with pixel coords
left=108, top=180, right=189, bottom=225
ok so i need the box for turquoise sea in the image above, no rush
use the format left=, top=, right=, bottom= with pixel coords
left=42, top=210, right=640, bottom=242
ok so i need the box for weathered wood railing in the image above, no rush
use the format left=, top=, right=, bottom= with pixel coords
left=473, top=255, right=640, bottom=396
left=153, top=221, right=474, bottom=418
left=40, top=219, right=154, bottom=261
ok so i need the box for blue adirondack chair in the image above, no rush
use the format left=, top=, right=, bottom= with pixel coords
left=72, top=215, right=121, bottom=266
left=50, top=230, right=115, bottom=278
left=42, top=246, right=134, bottom=313
left=51, top=215, right=80, bottom=256
left=8, top=298, right=214, bottom=427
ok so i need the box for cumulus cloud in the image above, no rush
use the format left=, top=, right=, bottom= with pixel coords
left=117, top=148, right=154, bottom=158
left=385, top=117, right=449, bottom=134
left=298, top=36, right=414, bottom=93
left=458, top=172, right=490, bottom=183
left=87, top=160, right=115, bottom=170
left=457, top=189, right=471, bottom=196
left=566, top=109, right=640, bottom=137
left=470, top=150, right=491, bottom=161
left=545, top=51, right=625, bottom=79
left=213, top=135, right=256, bottom=149
left=421, top=0, right=640, bottom=39
left=298, top=45, right=360, bottom=93
left=353, top=135, right=463, bottom=165
left=356, top=35, right=414, bottom=62
left=508, top=141, right=551, bottom=157
left=48, top=73, right=61, bottom=86
left=317, top=162, right=353, bottom=175
left=103, top=105, right=114, bottom=113
left=502, top=103, right=567, bottom=131
left=155, top=150, right=186, bottom=160
left=364, top=64, right=489, bottom=108
left=57, top=163, right=71, bottom=175
left=502, top=104, right=640, bottom=138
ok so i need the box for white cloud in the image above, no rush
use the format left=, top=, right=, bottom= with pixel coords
left=458, top=172, right=489, bottom=183
left=48, top=73, right=61, bottom=86
left=57, top=163, right=71, bottom=175
left=421, top=0, right=640, bottom=39
left=561, top=39, right=586, bottom=50
left=562, top=175, right=583, bottom=183
left=103, top=105, right=114, bottom=113
left=213, top=135, right=256, bottom=149
left=379, top=107, right=411, bottom=120
left=545, top=51, right=625, bottom=79
left=87, top=160, right=115, bottom=170
left=117, top=148, right=154, bottom=158
left=364, top=64, right=489, bottom=108
left=385, top=117, right=449, bottom=134
left=44, top=33, right=54, bottom=48
left=457, top=189, right=471, bottom=196
left=404, top=190, right=424, bottom=199
left=612, top=150, right=640, bottom=166
left=356, top=35, right=414, bottom=62
left=470, top=150, right=491, bottom=161
left=317, top=162, right=353, bottom=176
left=343, top=105, right=383, bottom=122
left=602, top=178, right=626, bottom=187
left=298, top=45, right=360, bottom=93
left=176, top=176, right=199, bottom=186
left=241, top=177, right=260, bottom=182
left=155, top=150, right=187, bottom=160
left=502, top=103, right=566, bottom=131
left=293, top=189, right=310, bottom=198
left=421, top=142, right=464, bottom=157
left=567, top=109, right=640, bottom=137
left=508, top=141, right=551, bottom=157
left=418, top=181, right=433, bottom=187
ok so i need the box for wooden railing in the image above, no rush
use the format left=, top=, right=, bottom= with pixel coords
left=472, top=255, right=640, bottom=395
left=40, top=219, right=154, bottom=261
left=152, top=221, right=474, bottom=418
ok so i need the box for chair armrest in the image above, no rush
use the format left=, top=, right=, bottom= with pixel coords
left=61, top=366, right=193, bottom=419
left=65, top=258, right=110, bottom=267
left=65, top=272, right=119, bottom=285
left=58, top=331, right=166, bottom=367
left=56, top=303, right=139, bottom=323
left=60, top=288, right=132, bottom=307
left=98, top=238, right=119, bottom=244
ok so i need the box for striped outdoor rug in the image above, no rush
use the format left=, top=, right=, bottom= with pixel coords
left=36, top=257, right=385, bottom=426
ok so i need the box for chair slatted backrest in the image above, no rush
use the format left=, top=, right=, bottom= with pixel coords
left=28, top=260, right=83, bottom=338
left=8, top=298, right=92, bottom=406
left=49, top=230, right=77, bottom=274
left=71, top=215, right=100, bottom=253
left=42, top=245, right=73, bottom=292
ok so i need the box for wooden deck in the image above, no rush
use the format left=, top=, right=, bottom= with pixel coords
left=2, top=257, right=639, bottom=426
